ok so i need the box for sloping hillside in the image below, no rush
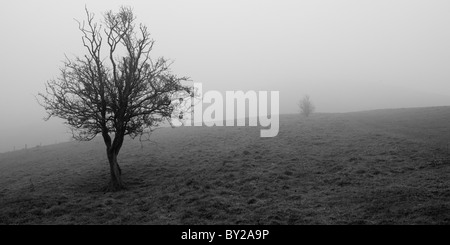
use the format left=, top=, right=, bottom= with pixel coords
left=0, top=107, right=449, bottom=224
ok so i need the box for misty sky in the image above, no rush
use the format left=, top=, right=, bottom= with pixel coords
left=1, top=0, right=449, bottom=153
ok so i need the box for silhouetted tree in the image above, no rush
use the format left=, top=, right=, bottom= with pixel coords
left=38, top=7, right=191, bottom=191
left=299, top=95, right=315, bottom=117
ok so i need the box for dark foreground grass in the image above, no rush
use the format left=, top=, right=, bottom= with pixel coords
left=0, top=107, right=449, bottom=224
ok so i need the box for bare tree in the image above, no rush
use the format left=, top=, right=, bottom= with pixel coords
left=298, top=95, right=315, bottom=117
left=38, top=7, right=191, bottom=191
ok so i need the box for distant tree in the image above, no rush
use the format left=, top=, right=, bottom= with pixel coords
left=298, top=95, right=315, bottom=117
left=38, top=7, right=191, bottom=191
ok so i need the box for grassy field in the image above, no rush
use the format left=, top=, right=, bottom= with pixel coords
left=0, top=106, right=449, bottom=224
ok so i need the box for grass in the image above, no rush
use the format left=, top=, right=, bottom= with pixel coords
left=0, top=106, right=449, bottom=224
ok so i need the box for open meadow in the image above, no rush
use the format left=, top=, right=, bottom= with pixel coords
left=0, top=107, right=449, bottom=224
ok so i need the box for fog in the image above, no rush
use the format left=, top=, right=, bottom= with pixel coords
left=1, top=0, right=449, bottom=153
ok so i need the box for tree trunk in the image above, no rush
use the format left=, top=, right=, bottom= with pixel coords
left=107, top=150, right=125, bottom=191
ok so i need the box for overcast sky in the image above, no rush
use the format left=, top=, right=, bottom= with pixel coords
left=1, top=0, right=449, bottom=152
